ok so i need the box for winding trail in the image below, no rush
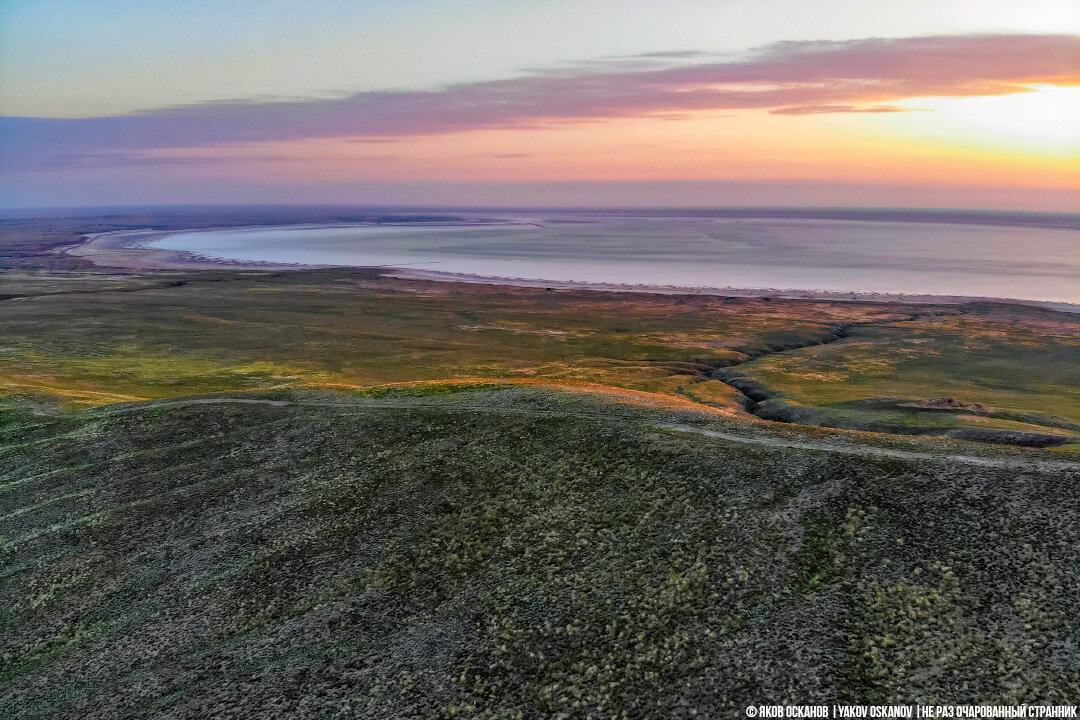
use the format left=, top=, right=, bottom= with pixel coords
left=655, top=424, right=1077, bottom=471
left=74, top=395, right=1080, bottom=473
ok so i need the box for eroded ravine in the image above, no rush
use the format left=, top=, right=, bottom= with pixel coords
left=677, top=312, right=1074, bottom=448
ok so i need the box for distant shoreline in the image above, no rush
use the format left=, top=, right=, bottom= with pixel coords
left=14, top=204, right=1080, bottom=230
left=65, top=227, right=1080, bottom=313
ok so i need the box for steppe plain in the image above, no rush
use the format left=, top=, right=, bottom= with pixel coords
left=2, top=208, right=1079, bottom=718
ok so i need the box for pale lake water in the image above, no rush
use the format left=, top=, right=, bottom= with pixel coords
left=149, top=210, right=1080, bottom=304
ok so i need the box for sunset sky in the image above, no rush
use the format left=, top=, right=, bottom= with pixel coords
left=1, top=0, right=1078, bottom=209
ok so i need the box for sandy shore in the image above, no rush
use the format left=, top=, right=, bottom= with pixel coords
left=65, top=229, right=334, bottom=271
left=387, top=268, right=1045, bottom=307
left=66, top=228, right=1080, bottom=312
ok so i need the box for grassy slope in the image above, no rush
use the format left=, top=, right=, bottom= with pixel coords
left=2, top=389, right=1079, bottom=718
left=0, top=267, right=895, bottom=409
left=3, top=262, right=1076, bottom=446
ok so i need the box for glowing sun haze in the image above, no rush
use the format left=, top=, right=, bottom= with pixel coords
left=1, top=0, right=1078, bottom=210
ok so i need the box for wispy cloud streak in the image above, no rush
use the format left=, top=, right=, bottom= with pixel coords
left=769, top=105, right=910, bottom=114
left=2, top=34, right=1077, bottom=171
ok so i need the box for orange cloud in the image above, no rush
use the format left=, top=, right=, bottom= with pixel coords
left=769, top=105, right=909, bottom=115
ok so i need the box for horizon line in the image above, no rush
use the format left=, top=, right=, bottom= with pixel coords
left=5, top=202, right=1080, bottom=216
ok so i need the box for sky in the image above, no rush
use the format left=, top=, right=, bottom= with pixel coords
left=1, top=0, right=1078, bottom=210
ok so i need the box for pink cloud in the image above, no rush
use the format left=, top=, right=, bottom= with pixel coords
left=2, top=34, right=1077, bottom=171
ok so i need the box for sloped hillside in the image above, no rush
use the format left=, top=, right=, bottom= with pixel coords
left=2, top=390, right=1079, bottom=718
